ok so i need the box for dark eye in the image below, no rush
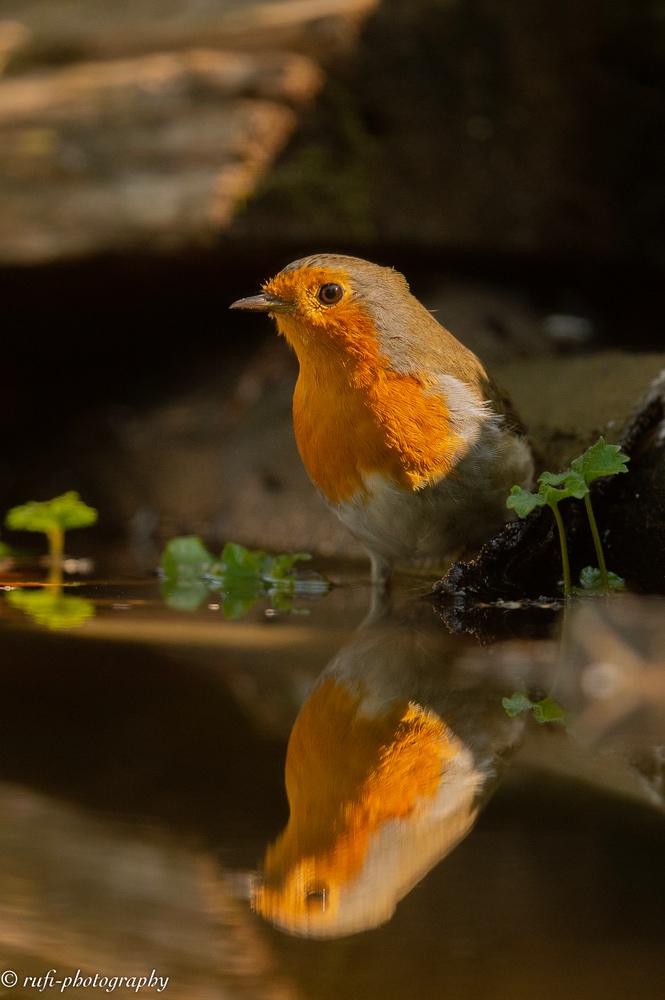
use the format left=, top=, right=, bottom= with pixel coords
left=317, top=283, right=343, bottom=305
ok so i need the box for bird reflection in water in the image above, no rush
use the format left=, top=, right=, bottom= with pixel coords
left=252, top=601, right=524, bottom=937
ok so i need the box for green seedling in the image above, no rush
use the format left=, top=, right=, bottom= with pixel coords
left=507, top=438, right=629, bottom=596
left=502, top=691, right=569, bottom=724
left=160, top=535, right=214, bottom=609
left=2, top=492, right=98, bottom=629
left=507, top=470, right=587, bottom=597
left=570, top=437, right=629, bottom=592
left=160, top=536, right=330, bottom=618
left=5, top=491, right=98, bottom=572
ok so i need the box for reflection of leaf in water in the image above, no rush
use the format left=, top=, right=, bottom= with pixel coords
left=502, top=691, right=568, bottom=724
left=220, top=582, right=265, bottom=620
left=160, top=579, right=209, bottom=612
left=531, top=696, right=569, bottom=724
left=502, top=692, right=535, bottom=717
left=7, top=587, right=95, bottom=629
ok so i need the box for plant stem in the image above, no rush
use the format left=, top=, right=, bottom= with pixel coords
left=46, top=525, right=64, bottom=585
left=550, top=503, right=571, bottom=597
left=583, top=493, right=609, bottom=593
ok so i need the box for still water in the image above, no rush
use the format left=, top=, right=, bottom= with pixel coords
left=0, top=560, right=664, bottom=999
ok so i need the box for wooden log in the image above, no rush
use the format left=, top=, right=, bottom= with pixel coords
left=0, top=50, right=323, bottom=262
left=0, top=0, right=379, bottom=64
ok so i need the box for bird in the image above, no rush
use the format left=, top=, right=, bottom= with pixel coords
left=230, top=254, right=533, bottom=585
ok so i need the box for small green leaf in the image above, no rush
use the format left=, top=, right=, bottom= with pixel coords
left=579, top=565, right=602, bottom=590
left=220, top=542, right=264, bottom=577
left=571, top=437, right=630, bottom=484
left=539, top=469, right=588, bottom=500
left=502, top=692, right=535, bottom=716
left=577, top=566, right=626, bottom=592
left=6, top=492, right=98, bottom=533
left=161, top=536, right=215, bottom=582
left=266, top=552, right=312, bottom=580
left=506, top=486, right=546, bottom=517
left=531, top=696, right=569, bottom=724
left=161, top=538, right=327, bottom=619
left=537, top=470, right=570, bottom=488
left=503, top=691, right=569, bottom=724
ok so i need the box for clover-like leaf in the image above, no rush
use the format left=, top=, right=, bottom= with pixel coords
left=531, top=696, right=569, bottom=724
left=503, top=691, right=569, bottom=724
left=577, top=565, right=626, bottom=593
left=506, top=486, right=546, bottom=517
left=161, top=538, right=328, bottom=619
left=502, top=692, right=535, bottom=716
left=537, top=470, right=570, bottom=488
left=539, top=469, right=589, bottom=500
left=220, top=542, right=265, bottom=577
left=571, top=437, right=630, bottom=484
left=161, top=536, right=215, bottom=583
left=266, top=552, right=312, bottom=581
left=6, top=492, right=98, bottom=533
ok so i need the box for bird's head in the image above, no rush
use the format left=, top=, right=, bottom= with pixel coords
left=230, top=254, right=485, bottom=385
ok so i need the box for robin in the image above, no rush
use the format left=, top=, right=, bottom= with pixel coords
left=231, top=254, right=533, bottom=584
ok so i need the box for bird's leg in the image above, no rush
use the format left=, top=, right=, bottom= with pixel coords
left=364, top=583, right=393, bottom=626
left=369, top=552, right=392, bottom=589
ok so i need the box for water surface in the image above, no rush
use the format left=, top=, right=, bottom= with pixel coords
left=0, top=562, right=663, bottom=998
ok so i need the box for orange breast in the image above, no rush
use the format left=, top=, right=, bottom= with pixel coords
left=274, top=297, right=465, bottom=505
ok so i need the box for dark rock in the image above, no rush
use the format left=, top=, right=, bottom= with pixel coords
left=603, top=372, right=665, bottom=593
left=433, top=367, right=665, bottom=614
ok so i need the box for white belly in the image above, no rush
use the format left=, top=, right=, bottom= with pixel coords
left=331, top=422, right=533, bottom=580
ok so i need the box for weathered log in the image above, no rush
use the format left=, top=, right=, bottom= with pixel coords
left=0, top=0, right=378, bottom=64
left=0, top=50, right=323, bottom=262
left=0, top=0, right=379, bottom=263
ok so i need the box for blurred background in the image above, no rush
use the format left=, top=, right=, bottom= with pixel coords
left=1, top=0, right=665, bottom=558
left=2, top=8, right=665, bottom=993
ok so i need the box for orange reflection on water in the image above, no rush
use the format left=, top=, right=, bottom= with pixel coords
left=253, top=675, right=481, bottom=938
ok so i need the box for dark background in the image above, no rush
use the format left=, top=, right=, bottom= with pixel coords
left=2, top=0, right=665, bottom=524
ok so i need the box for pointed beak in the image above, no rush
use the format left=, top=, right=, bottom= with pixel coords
left=229, top=292, right=292, bottom=313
